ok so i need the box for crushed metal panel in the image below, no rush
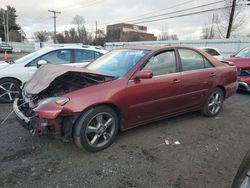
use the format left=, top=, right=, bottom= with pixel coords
left=24, top=64, right=109, bottom=94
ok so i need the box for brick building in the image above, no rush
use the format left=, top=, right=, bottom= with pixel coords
left=106, top=23, right=157, bottom=42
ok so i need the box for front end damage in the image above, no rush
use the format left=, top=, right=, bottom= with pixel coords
left=13, top=97, right=66, bottom=137
left=13, top=64, right=114, bottom=140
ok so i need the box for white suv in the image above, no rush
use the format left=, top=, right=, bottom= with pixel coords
left=0, top=46, right=108, bottom=103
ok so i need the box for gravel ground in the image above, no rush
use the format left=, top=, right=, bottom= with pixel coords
left=0, top=92, right=249, bottom=188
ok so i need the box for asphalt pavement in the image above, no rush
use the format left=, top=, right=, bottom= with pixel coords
left=0, top=92, right=250, bottom=188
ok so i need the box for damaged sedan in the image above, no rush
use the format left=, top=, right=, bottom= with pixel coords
left=14, top=46, right=238, bottom=152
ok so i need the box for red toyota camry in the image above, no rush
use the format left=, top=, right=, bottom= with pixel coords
left=14, top=46, right=238, bottom=152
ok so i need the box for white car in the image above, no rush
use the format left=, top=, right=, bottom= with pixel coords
left=198, top=47, right=224, bottom=61
left=0, top=46, right=108, bottom=103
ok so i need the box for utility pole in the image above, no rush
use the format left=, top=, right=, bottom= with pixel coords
left=48, top=10, right=61, bottom=43
left=2, top=10, right=6, bottom=42
left=95, top=21, right=97, bottom=41
left=226, top=0, right=236, bottom=39
left=209, top=13, right=215, bottom=39
left=6, top=10, right=9, bottom=42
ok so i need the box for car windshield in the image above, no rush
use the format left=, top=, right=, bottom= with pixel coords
left=87, top=49, right=149, bottom=77
left=235, top=48, right=250, bottom=58
left=15, top=48, right=52, bottom=64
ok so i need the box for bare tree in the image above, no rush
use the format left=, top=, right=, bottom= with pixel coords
left=72, top=15, right=85, bottom=27
left=34, top=31, right=49, bottom=42
left=215, top=0, right=246, bottom=38
left=56, top=15, right=99, bottom=44
left=158, top=31, right=179, bottom=40
left=201, top=13, right=217, bottom=39
left=72, top=15, right=88, bottom=43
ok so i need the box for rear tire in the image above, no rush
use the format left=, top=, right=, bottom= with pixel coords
left=201, top=87, right=224, bottom=117
left=0, top=78, right=21, bottom=103
left=73, top=105, right=119, bottom=152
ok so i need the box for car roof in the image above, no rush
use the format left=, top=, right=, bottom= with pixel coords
left=122, top=45, right=172, bottom=51
left=118, top=45, right=202, bottom=52
left=42, top=45, right=108, bottom=53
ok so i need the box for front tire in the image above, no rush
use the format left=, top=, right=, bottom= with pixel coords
left=201, top=87, right=224, bottom=117
left=0, top=78, right=21, bottom=103
left=73, top=105, right=119, bottom=152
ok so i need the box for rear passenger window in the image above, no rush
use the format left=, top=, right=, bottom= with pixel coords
left=142, top=50, right=176, bottom=76
left=75, top=50, right=95, bottom=63
left=95, top=52, right=102, bottom=59
left=179, top=49, right=213, bottom=71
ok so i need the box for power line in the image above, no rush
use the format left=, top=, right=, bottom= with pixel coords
left=48, top=10, right=61, bottom=43
left=131, top=6, right=231, bottom=25
left=122, top=0, right=225, bottom=24
left=60, top=0, right=104, bottom=12
left=103, top=0, right=195, bottom=25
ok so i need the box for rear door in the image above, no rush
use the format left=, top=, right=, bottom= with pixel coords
left=126, top=49, right=182, bottom=126
left=177, top=48, right=216, bottom=109
left=72, top=49, right=102, bottom=67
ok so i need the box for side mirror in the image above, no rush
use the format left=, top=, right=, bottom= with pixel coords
left=230, top=54, right=235, bottom=58
left=37, top=60, right=47, bottom=68
left=133, top=70, right=153, bottom=80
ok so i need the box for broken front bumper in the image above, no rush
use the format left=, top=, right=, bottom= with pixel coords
left=13, top=98, right=31, bottom=130
left=13, top=98, right=63, bottom=136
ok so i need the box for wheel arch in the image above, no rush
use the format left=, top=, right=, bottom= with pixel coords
left=0, top=77, right=22, bottom=85
left=69, top=102, right=124, bottom=139
left=216, top=85, right=226, bottom=99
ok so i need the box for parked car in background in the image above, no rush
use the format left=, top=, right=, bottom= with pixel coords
left=198, top=47, right=224, bottom=61
left=0, top=45, right=108, bottom=103
left=14, top=46, right=238, bottom=152
left=225, top=47, right=250, bottom=92
left=0, top=43, right=13, bottom=53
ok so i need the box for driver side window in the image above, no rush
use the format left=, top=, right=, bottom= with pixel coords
left=142, top=50, right=177, bottom=76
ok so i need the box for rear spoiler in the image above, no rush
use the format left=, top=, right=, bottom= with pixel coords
left=220, top=61, right=235, bottom=66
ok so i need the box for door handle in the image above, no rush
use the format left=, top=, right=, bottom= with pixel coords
left=210, top=72, right=216, bottom=77
left=171, top=79, right=180, bottom=84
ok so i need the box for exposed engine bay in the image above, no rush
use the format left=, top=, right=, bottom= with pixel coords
left=21, top=64, right=115, bottom=106
left=36, top=71, right=113, bottom=99
left=15, top=64, right=115, bottom=138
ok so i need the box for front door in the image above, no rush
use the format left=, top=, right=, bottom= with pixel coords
left=27, top=49, right=73, bottom=77
left=125, top=49, right=182, bottom=127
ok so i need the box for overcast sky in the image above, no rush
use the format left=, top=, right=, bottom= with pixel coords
left=1, top=0, right=250, bottom=40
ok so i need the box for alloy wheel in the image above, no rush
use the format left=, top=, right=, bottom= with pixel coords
left=85, top=112, right=115, bottom=148
left=0, top=82, right=20, bottom=102
left=208, top=91, right=223, bottom=115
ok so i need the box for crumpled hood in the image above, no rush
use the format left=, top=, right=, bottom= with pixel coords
left=24, top=64, right=113, bottom=95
